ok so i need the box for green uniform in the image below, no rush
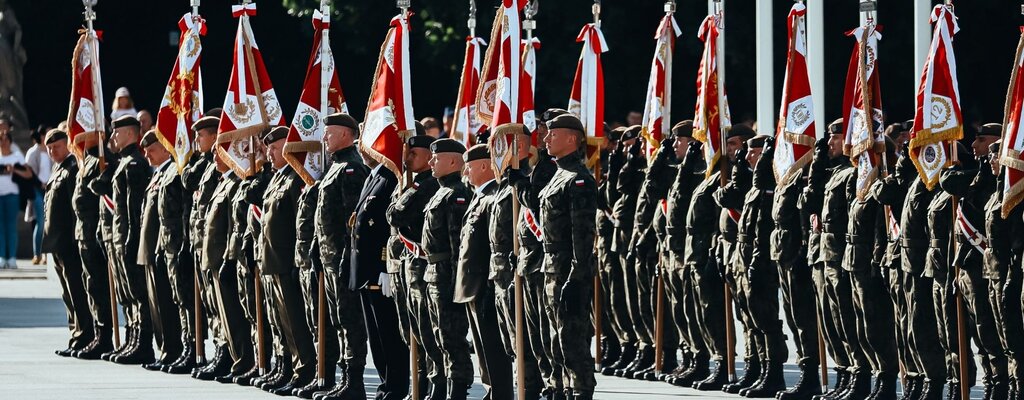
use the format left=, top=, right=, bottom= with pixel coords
left=664, top=156, right=707, bottom=364
left=72, top=146, right=112, bottom=348
left=538, top=152, right=598, bottom=398
left=182, top=152, right=224, bottom=348
left=387, top=170, right=445, bottom=392
left=613, top=148, right=647, bottom=349
left=601, top=148, right=636, bottom=359
left=138, top=161, right=182, bottom=362
left=44, top=155, right=93, bottom=350
left=155, top=155, right=195, bottom=369
left=682, top=170, right=728, bottom=364
left=714, top=161, right=760, bottom=368
left=90, top=152, right=128, bottom=338
left=422, top=171, right=474, bottom=392
left=984, top=173, right=1024, bottom=392
left=315, top=146, right=369, bottom=370
left=111, top=144, right=153, bottom=355
left=261, top=164, right=316, bottom=384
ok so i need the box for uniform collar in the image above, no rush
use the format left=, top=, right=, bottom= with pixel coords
left=554, top=151, right=582, bottom=168
left=119, top=143, right=140, bottom=157
left=331, top=145, right=358, bottom=162
left=370, top=163, right=384, bottom=177
left=438, top=171, right=462, bottom=188
left=475, top=179, right=496, bottom=194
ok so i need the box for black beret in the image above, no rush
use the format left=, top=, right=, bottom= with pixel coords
left=204, top=107, right=223, bottom=117
left=622, top=125, right=642, bottom=141
left=430, top=138, right=466, bottom=155
left=262, top=126, right=288, bottom=145
left=979, top=123, right=1002, bottom=137
left=608, top=126, right=626, bottom=142
left=727, top=124, right=756, bottom=140
left=406, top=134, right=436, bottom=149
left=672, top=120, right=694, bottom=139
left=746, top=135, right=770, bottom=149
left=192, top=116, right=219, bottom=132
left=827, top=118, right=844, bottom=135
left=112, top=115, right=140, bottom=130
left=464, top=143, right=490, bottom=162
left=324, top=113, right=359, bottom=132
left=546, top=114, right=585, bottom=133
left=44, top=129, right=68, bottom=145
left=541, top=108, right=569, bottom=123
left=140, top=129, right=159, bottom=148
left=414, top=121, right=427, bottom=137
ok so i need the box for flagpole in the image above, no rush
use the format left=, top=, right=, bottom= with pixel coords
left=82, top=0, right=121, bottom=351
left=513, top=4, right=537, bottom=399
left=188, top=0, right=204, bottom=367
left=650, top=0, right=675, bottom=375
left=588, top=0, right=607, bottom=371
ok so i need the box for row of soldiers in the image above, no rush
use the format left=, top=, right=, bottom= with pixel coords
left=42, top=108, right=601, bottom=400
left=594, top=117, right=1018, bottom=400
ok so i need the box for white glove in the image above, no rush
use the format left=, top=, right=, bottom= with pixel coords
left=378, top=272, right=393, bottom=298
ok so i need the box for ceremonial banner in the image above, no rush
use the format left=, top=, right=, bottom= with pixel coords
left=284, top=10, right=348, bottom=186
left=1001, top=27, right=1024, bottom=217
left=520, top=37, right=540, bottom=137
left=217, top=3, right=285, bottom=178
left=693, top=13, right=731, bottom=177
left=641, top=13, right=680, bottom=162
left=481, top=0, right=525, bottom=179
left=450, top=36, right=486, bottom=147
left=66, top=26, right=105, bottom=160
left=155, top=12, right=205, bottom=174
left=842, top=22, right=884, bottom=200
left=910, top=4, right=962, bottom=190
left=774, top=3, right=817, bottom=187
left=568, top=23, right=608, bottom=169
left=360, top=11, right=414, bottom=179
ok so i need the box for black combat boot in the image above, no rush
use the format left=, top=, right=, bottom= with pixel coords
left=917, top=379, right=944, bottom=400
left=724, top=359, right=762, bottom=394
left=604, top=343, right=635, bottom=376
left=619, top=346, right=653, bottom=378
left=675, top=353, right=710, bottom=387
left=988, top=375, right=1009, bottom=400
left=813, top=369, right=849, bottom=400
left=261, top=358, right=294, bottom=391
left=777, top=365, right=822, bottom=399
left=694, top=360, right=731, bottom=391
left=865, top=374, right=897, bottom=400
left=601, top=338, right=621, bottom=369
left=740, top=359, right=771, bottom=397
left=835, top=372, right=871, bottom=400
left=897, top=375, right=922, bottom=400
left=743, top=362, right=786, bottom=398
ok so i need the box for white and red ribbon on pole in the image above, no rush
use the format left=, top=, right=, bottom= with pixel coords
left=568, top=22, right=607, bottom=169
left=773, top=3, right=817, bottom=187
left=520, top=37, right=540, bottom=138
left=284, top=9, right=348, bottom=186
left=842, top=21, right=884, bottom=201
left=360, top=10, right=415, bottom=179
left=1000, top=27, right=1024, bottom=218
left=451, top=36, right=486, bottom=147
left=217, top=2, right=285, bottom=178
left=66, top=23, right=106, bottom=161
left=693, top=11, right=731, bottom=177
left=910, top=4, right=963, bottom=190
left=640, top=12, right=680, bottom=162
left=155, top=12, right=206, bottom=174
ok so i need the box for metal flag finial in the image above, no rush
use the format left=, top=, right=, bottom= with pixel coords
left=664, top=1, right=675, bottom=14
left=468, top=0, right=477, bottom=34
left=397, top=0, right=411, bottom=9
left=593, top=0, right=601, bottom=26
left=524, top=0, right=539, bottom=21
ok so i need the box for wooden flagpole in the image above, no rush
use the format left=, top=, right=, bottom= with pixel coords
left=652, top=0, right=676, bottom=374
left=514, top=5, right=537, bottom=399
left=590, top=0, right=605, bottom=369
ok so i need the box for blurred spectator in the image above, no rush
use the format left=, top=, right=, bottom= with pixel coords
left=110, top=87, right=137, bottom=122
left=25, top=126, right=51, bottom=264
left=421, top=117, right=442, bottom=138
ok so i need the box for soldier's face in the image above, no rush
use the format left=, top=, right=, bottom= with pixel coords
left=465, top=159, right=493, bottom=187
left=324, top=125, right=353, bottom=152
left=112, top=127, right=138, bottom=151
left=405, top=147, right=430, bottom=173
left=536, top=125, right=549, bottom=149
left=991, top=154, right=1001, bottom=175
left=144, top=143, right=169, bottom=166
left=137, top=111, right=153, bottom=133
left=429, top=153, right=461, bottom=178
left=268, top=139, right=286, bottom=169
left=746, top=147, right=763, bottom=167
left=973, top=136, right=998, bottom=157
left=828, top=133, right=844, bottom=159
left=726, top=136, right=744, bottom=161
left=46, top=140, right=70, bottom=163
left=214, top=151, right=229, bottom=172
left=674, top=137, right=690, bottom=159
left=546, top=128, right=580, bottom=158
left=197, top=128, right=217, bottom=153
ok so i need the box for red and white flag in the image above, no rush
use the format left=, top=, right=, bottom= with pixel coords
left=217, top=3, right=285, bottom=178
left=155, top=12, right=205, bottom=174
left=842, top=22, right=884, bottom=200
left=773, top=3, right=817, bottom=187
left=568, top=23, right=608, bottom=169
left=520, top=37, right=540, bottom=137
left=66, top=25, right=105, bottom=161
left=1001, top=27, right=1024, bottom=217
left=450, top=36, right=486, bottom=147
left=641, top=13, right=680, bottom=162
left=693, top=12, right=731, bottom=177
left=360, top=11, right=415, bottom=179
left=284, top=9, right=348, bottom=186
left=910, top=4, right=962, bottom=190
left=480, top=0, right=525, bottom=179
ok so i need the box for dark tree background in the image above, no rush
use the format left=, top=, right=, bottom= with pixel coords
left=10, top=0, right=1022, bottom=139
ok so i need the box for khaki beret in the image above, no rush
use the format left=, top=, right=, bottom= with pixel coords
left=672, top=120, right=694, bottom=139
left=140, top=129, right=160, bottom=148
left=112, top=115, right=140, bottom=130
left=192, top=116, right=220, bottom=132
left=827, top=118, right=844, bottom=135
left=262, top=126, right=288, bottom=145
left=44, top=129, right=68, bottom=145
left=464, top=143, right=490, bottom=162
left=430, top=138, right=466, bottom=155
left=325, top=113, right=359, bottom=132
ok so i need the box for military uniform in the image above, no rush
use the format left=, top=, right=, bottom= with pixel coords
left=984, top=165, right=1024, bottom=396
left=538, top=149, right=598, bottom=399
left=203, top=170, right=254, bottom=377
left=156, top=152, right=196, bottom=373
left=71, top=145, right=113, bottom=359
left=44, top=152, right=93, bottom=353
left=314, top=145, right=369, bottom=398
left=261, top=161, right=317, bottom=393
left=387, top=166, right=445, bottom=396
left=601, top=143, right=638, bottom=377
left=90, top=151, right=133, bottom=361
left=137, top=158, right=183, bottom=369
left=111, top=143, right=154, bottom=364
left=422, top=170, right=474, bottom=398
left=611, top=134, right=650, bottom=378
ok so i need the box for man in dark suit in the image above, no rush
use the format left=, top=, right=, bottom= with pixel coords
left=42, top=129, right=93, bottom=357
left=350, top=140, right=407, bottom=400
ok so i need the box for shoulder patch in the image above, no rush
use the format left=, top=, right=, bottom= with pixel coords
left=575, top=179, right=586, bottom=187
left=345, top=168, right=355, bottom=175
left=455, top=197, right=467, bottom=204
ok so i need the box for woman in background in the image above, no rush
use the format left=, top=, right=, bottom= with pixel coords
left=0, top=127, right=24, bottom=268
left=24, top=126, right=50, bottom=264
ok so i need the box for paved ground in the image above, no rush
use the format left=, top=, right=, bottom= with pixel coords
left=0, top=260, right=984, bottom=399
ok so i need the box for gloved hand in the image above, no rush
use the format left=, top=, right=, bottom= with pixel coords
left=635, top=234, right=653, bottom=257
left=506, top=167, right=529, bottom=188
left=976, top=153, right=994, bottom=180
left=681, top=141, right=703, bottom=172
left=808, top=137, right=830, bottom=183
left=754, top=137, right=776, bottom=181
left=629, top=138, right=643, bottom=158
left=558, top=279, right=583, bottom=315
left=659, top=137, right=676, bottom=163
left=734, top=145, right=749, bottom=170
left=378, top=272, right=394, bottom=298
left=895, top=142, right=916, bottom=181
left=651, top=141, right=675, bottom=172
left=608, top=146, right=626, bottom=176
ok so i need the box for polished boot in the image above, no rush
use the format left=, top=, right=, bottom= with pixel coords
left=260, top=359, right=294, bottom=392
left=115, top=331, right=154, bottom=365
left=600, top=338, right=621, bottom=369
left=987, top=376, right=1008, bottom=400
left=254, top=357, right=285, bottom=388
left=695, top=360, right=731, bottom=391
left=604, top=343, right=636, bottom=376
left=104, top=327, right=135, bottom=361
left=272, top=373, right=316, bottom=396
left=917, top=380, right=944, bottom=400
left=674, top=354, right=710, bottom=387
left=194, top=344, right=226, bottom=376
left=813, top=369, right=850, bottom=400
left=163, top=341, right=196, bottom=374
left=649, top=355, right=679, bottom=381
left=313, top=362, right=349, bottom=400
left=835, top=373, right=871, bottom=400
left=724, top=359, right=762, bottom=394
left=75, top=333, right=114, bottom=360
left=232, top=364, right=262, bottom=386
left=193, top=346, right=231, bottom=380
left=865, top=374, right=898, bottom=400
left=739, top=360, right=771, bottom=397
left=776, top=365, right=822, bottom=399
left=319, top=364, right=364, bottom=400
left=896, top=376, right=922, bottom=400
left=944, top=381, right=963, bottom=400
left=743, top=362, right=787, bottom=398
left=619, top=346, right=653, bottom=378
left=296, top=377, right=337, bottom=399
